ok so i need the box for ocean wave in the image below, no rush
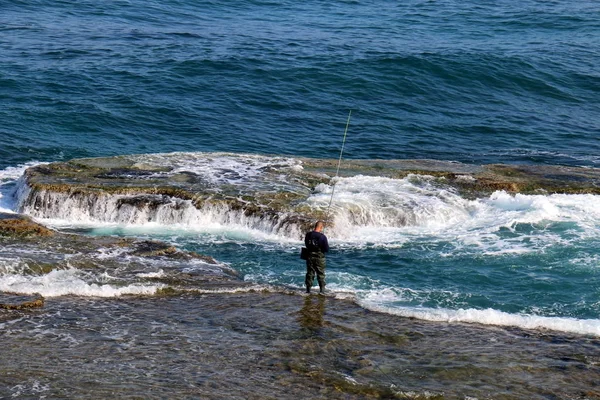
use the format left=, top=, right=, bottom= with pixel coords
left=0, top=162, right=46, bottom=213
left=360, top=301, right=600, bottom=337
left=310, top=176, right=600, bottom=246
left=12, top=158, right=600, bottom=251
left=0, top=268, right=163, bottom=298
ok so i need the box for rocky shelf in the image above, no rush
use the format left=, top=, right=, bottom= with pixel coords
left=13, top=153, right=600, bottom=239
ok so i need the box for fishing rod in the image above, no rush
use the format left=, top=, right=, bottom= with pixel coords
left=324, top=110, right=352, bottom=227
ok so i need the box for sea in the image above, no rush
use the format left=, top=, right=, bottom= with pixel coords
left=1, top=0, right=600, bottom=398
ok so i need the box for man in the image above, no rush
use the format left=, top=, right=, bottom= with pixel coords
left=304, top=220, right=329, bottom=294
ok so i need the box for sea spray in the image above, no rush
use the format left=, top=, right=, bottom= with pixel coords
left=0, top=267, right=162, bottom=298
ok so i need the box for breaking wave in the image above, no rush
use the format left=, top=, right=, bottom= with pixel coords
left=0, top=266, right=162, bottom=298
left=13, top=166, right=600, bottom=248
left=361, top=301, right=600, bottom=337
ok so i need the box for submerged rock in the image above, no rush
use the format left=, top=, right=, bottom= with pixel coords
left=129, top=240, right=217, bottom=263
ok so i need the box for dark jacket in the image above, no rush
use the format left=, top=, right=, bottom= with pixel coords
left=304, top=230, right=329, bottom=254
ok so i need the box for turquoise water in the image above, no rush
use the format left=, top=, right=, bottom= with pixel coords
left=1, top=0, right=600, bottom=337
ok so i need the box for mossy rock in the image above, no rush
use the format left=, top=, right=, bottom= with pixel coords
left=129, top=240, right=217, bottom=263
left=0, top=214, right=54, bottom=237
left=155, top=287, right=181, bottom=296
left=25, top=262, right=58, bottom=275
left=0, top=292, right=44, bottom=310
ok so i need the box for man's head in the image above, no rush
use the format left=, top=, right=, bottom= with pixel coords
left=314, top=221, right=325, bottom=232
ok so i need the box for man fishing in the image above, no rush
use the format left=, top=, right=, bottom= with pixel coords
left=302, top=110, right=349, bottom=294
left=304, top=221, right=329, bottom=294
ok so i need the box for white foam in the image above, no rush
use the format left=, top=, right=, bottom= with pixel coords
left=305, top=175, right=477, bottom=243
left=94, top=246, right=132, bottom=260
left=136, top=269, right=166, bottom=278
left=361, top=302, right=600, bottom=337
left=0, top=162, right=45, bottom=213
left=0, top=258, right=29, bottom=275
left=133, top=151, right=303, bottom=189
left=188, top=285, right=271, bottom=294
left=0, top=162, right=42, bottom=183
left=300, top=175, right=600, bottom=253
left=9, top=380, right=50, bottom=397
left=20, top=189, right=304, bottom=241
left=352, top=285, right=600, bottom=336
left=0, top=268, right=163, bottom=298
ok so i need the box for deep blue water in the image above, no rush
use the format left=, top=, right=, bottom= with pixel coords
left=2, top=0, right=600, bottom=337
left=1, top=0, right=599, bottom=169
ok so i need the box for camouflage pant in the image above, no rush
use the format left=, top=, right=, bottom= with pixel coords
left=305, top=253, right=326, bottom=292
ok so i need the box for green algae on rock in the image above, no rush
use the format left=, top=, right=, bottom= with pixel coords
left=129, top=240, right=217, bottom=264
left=0, top=292, right=44, bottom=310
left=0, top=213, right=54, bottom=238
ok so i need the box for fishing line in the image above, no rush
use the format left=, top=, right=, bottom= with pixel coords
left=325, top=110, right=351, bottom=226
left=314, top=112, right=402, bottom=393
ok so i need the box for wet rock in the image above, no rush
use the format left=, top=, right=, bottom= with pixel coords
left=16, top=153, right=600, bottom=241
left=155, top=287, right=179, bottom=296
left=95, top=168, right=154, bottom=179
left=129, top=240, right=217, bottom=263
left=0, top=213, right=54, bottom=237
left=116, top=195, right=181, bottom=210
left=0, top=292, right=44, bottom=310
left=24, top=262, right=58, bottom=275
left=0, top=219, right=228, bottom=293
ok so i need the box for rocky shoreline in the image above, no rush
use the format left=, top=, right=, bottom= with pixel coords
left=1, top=211, right=599, bottom=398
left=1, top=290, right=599, bottom=399
left=5, top=153, right=600, bottom=307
